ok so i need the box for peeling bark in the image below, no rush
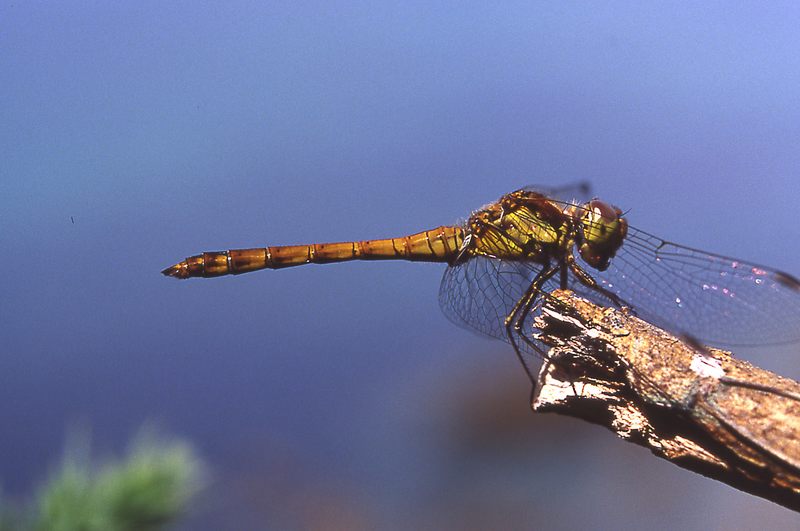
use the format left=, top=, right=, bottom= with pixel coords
left=532, top=290, right=800, bottom=512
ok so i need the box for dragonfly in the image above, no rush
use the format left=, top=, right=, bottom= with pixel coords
left=162, top=184, right=800, bottom=383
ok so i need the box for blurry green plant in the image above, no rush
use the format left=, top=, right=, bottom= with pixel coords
left=0, top=430, right=203, bottom=531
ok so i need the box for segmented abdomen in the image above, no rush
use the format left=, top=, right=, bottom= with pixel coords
left=162, top=225, right=464, bottom=279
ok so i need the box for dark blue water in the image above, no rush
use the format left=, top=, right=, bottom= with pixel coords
left=3, top=3, right=800, bottom=529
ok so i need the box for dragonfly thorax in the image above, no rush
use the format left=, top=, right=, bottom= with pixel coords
left=462, top=191, right=573, bottom=263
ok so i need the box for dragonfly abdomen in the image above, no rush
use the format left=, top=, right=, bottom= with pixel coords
left=162, top=226, right=464, bottom=279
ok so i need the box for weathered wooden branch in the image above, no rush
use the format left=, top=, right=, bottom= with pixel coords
left=532, top=290, right=800, bottom=512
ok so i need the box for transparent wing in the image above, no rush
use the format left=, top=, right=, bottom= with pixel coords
left=438, top=253, right=605, bottom=366
left=583, top=226, right=800, bottom=347
left=521, top=181, right=591, bottom=204
left=438, top=256, right=544, bottom=342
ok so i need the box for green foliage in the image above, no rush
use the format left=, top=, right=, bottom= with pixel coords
left=0, top=495, right=19, bottom=531
left=0, top=432, right=202, bottom=531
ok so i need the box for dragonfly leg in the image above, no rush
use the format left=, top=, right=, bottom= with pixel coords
left=515, top=289, right=586, bottom=396
left=567, top=257, right=634, bottom=311
left=516, top=289, right=568, bottom=355
left=504, top=265, right=559, bottom=383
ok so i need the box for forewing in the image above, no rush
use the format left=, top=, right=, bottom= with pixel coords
left=583, top=226, right=800, bottom=346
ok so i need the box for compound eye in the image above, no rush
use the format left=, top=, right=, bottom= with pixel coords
left=588, top=200, right=617, bottom=222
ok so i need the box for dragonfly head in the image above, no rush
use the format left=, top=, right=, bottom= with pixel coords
left=574, top=199, right=628, bottom=271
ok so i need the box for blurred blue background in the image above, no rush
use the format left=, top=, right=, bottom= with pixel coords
left=3, top=2, right=800, bottom=529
